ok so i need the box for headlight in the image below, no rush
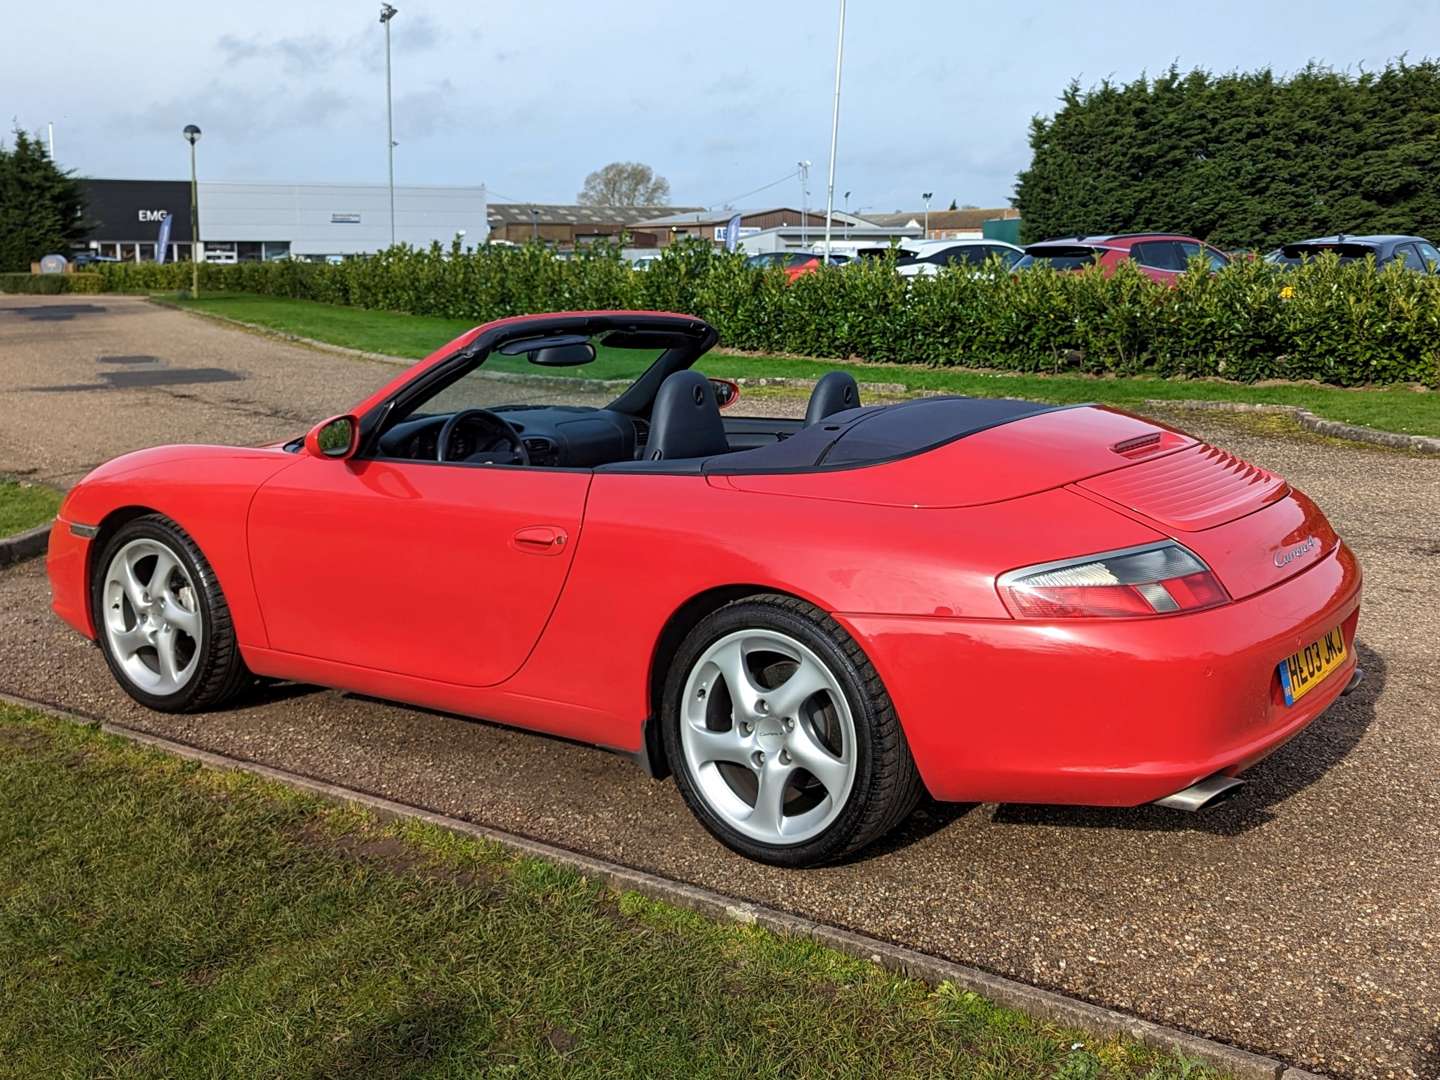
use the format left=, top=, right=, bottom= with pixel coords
left=997, top=541, right=1229, bottom=619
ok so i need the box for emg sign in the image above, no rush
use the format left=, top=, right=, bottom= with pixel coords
left=138, top=209, right=170, bottom=222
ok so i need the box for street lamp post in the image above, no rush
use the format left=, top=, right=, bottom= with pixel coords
left=797, top=160, right=811, bottom=247
left=530, top=208, right=540, bottom=241
left=380, top=4, right=399, bottom=248
left=183, top=125, right=202, bottom=297
left=922, top=191, right=933, bottom=238
left=821, top=0, right=847, bottom=262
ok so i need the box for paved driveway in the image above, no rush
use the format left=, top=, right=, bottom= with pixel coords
left=2, top=294, right=1438, bottom=1078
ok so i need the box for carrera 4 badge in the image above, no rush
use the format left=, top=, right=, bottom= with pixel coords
left=1274, top=536, right=1319, bottom=568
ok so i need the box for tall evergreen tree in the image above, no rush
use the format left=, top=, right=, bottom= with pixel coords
left=1014, top=59, right=1440, bottom=250
left=0, top=129, right=87, bottom=271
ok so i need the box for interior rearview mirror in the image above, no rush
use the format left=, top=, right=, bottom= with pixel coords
left=709, top=378, right=741, bottom=410
left=528, top=342, right=596, bottom=367
left=304, top=414, right=358, bottom=459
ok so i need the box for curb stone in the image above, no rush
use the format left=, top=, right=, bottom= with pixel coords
left=161, top=299, right=1433, bottom=455
left=0, top=522, right=50, bottom=568
left=0, top=688, right=1318, bottom=1080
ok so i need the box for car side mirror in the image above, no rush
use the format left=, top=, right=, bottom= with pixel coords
left=709, top=378, right=741, bottom=410
left=304, top=414, right=358, bottom=460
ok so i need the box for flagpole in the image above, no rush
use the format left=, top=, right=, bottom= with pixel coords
left=822, top=0, right=847, bottom=261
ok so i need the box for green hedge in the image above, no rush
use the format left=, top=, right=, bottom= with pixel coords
left=0, top=272, right=102, bottom=294
left=93, top=242, right=1440, bottom=386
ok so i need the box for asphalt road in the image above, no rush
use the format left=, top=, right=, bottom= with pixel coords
left=3, top=294, right=1438, bottom=1079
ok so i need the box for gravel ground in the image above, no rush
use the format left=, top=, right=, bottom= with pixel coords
left=3, top=294, right=1439, bottom=1079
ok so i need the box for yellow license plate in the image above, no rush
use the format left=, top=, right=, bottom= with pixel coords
left=1278, top=625, right=1347, bottom=706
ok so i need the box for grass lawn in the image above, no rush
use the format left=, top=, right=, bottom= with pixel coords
left=166, top=292, right=1440, bottom=438
left=0, top=479, right=61, bottom=537
left=0, top=704, right=1220, bottom=1080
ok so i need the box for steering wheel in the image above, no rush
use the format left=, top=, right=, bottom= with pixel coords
left=436, top=408, right=530, bottom=466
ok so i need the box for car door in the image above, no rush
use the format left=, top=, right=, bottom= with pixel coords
left=246, top=454, right=590, bottom=687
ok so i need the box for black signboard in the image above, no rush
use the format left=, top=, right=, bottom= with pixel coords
left=78, top=179, right=194, bottom=243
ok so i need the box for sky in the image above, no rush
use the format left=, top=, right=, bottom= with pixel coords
left=5, top=1, right=1436, bottom=214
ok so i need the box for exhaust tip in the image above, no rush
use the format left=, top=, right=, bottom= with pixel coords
left=1152, top=773, right=1245, bottom=812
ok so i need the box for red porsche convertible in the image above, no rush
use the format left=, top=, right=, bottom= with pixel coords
left=47, top=311, right=1363, bottom=866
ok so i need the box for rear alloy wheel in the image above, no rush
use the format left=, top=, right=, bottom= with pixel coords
left=663, top=595, right=922, bottom=866
left=92, top=515, right=250, bottom=712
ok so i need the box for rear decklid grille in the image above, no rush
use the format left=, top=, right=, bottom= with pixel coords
left=1075, top=442, right=1287, bottom=531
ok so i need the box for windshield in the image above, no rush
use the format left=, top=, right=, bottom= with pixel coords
left=399, top=335, right=668, bottom=420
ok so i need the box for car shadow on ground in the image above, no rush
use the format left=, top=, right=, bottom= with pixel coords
left=987, top=641, right=1384, bottom=837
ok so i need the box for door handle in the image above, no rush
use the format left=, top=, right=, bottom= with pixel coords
left=512, top=526, right=568, bottom=555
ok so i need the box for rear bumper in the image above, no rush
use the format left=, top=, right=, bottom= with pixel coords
left=837, top=541, right=1363, bottom=806
left=47, top=518, right=96, bottom=639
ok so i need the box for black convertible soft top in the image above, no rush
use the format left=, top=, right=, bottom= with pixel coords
left=601, top=396, right=1063, bottom=475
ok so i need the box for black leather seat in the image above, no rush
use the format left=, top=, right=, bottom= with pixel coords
left=645, top=370, right=729, bottom=461
left=804, top=370, right=861, bottom=425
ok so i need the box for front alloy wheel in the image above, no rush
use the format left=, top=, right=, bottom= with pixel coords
left=102, top=537, right=204, bottom=696
left=91, top=514, right=251, bottom=712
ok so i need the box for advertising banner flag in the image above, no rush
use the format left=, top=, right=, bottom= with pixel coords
left=154, top=211, right=174, bottom=264
left=723, top=213, right=742, bottom=253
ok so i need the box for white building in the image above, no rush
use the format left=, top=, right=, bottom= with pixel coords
left=198, top=181, right=489, bottom=262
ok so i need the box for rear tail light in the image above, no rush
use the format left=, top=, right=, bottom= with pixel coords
left=998, top=542, right=1229, bottom=619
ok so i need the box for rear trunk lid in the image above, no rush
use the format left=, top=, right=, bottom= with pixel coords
left=1070, top=443, right=1339, bottom=599
left=1073, top=442, right=1288, bottom=532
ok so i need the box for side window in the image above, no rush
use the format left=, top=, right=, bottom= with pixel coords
left=925, top=247, right=962, bottom=266
left=1131, top=242, right=1185, bottom=271
left=1398, top=244, right=1428, bottom=272
left=1178, top=241, right=1230, bottom=271
left=1416, top=241, right=1440, bottom=272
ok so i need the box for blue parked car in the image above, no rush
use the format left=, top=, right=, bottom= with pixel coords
left=1265, top=234, right=1440, bottom=273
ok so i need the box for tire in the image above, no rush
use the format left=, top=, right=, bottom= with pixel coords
left=662, top=594, right=923, bottom=866
left=91, top=514, right=251, bottom=712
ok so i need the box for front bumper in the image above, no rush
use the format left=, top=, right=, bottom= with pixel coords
left=47, top=517, right=96, bottom=639
left=836, top=541, right=1363, bottom=807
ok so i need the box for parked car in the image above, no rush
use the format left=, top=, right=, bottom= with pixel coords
left=895, top=238, right=1024, bottom=276
left=745, top=250, right=850, bottom=282
left=49, top=310, right=1363, bottom=867
left=1264, top=235, right=1440, bottom=273
left=744, top=252, right=822, bottom=269
left=1014, top=233, right=1230, bottom=283
left=71, top=252, right=122, bottom=267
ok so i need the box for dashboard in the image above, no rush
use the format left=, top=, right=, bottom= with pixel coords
left=378, top=405, right=641, bottom=468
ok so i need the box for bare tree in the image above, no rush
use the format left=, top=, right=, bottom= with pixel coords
left=577, top=162, right=671, bottom=206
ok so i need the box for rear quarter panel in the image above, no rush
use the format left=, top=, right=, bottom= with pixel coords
left=504, top=473, right=1165, bottom=748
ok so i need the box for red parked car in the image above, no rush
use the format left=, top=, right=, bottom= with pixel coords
left=48, top=311, right=1362, bottom=866
left=744, top=251, right=849, bottom=282
left=1014, top=233, right=1231, bottom=283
